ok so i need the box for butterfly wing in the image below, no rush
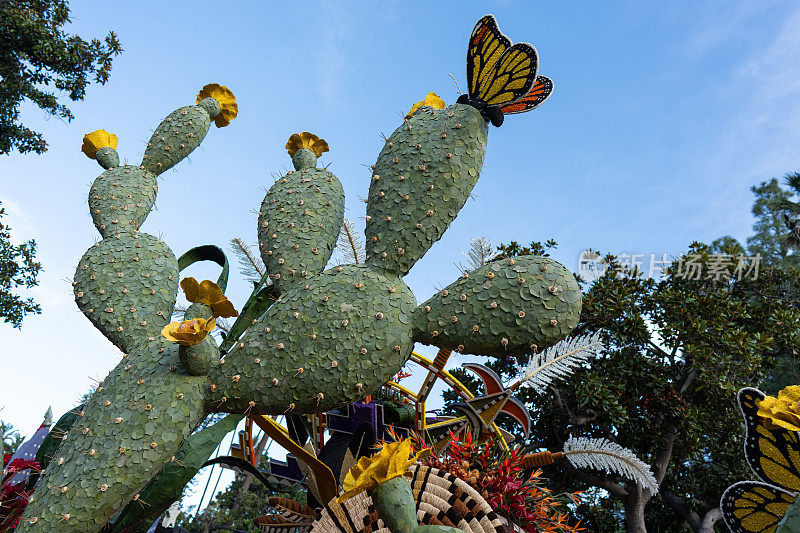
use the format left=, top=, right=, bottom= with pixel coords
left=739, top=387, right=800, bottom=492
left=467, top=15, right=511, bottom=100
left=721, top=481, right=796, bottom=533
left=498, top=75, right=553, bottom=115
left=477, top=42, right=539, bottom=107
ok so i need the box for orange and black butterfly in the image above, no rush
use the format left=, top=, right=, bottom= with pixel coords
left=456, top=15, right=553, bottom=127
left=720, top=388, right=800, bottom=533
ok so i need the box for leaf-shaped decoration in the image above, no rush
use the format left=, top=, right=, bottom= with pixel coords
left=562, top=436, right=659, bottom=494
left=516, top=331, right=603, bottom=392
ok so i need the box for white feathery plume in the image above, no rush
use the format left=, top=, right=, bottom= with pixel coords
left=562, top=437, right=659, bottom=494
left=516, top=331, right=603, bottom=392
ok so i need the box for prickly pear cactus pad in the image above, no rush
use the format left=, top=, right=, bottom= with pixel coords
left=74, top=233, right=178, bottom=353
left=87, top=166, right=157, bottom=238
left=258, top=133, right=344, bottom=295
left=412, top=256, right=581, bottom=355
left=207, top=264, right=417, bottom=414
left=366, top=103, right=488, bottom=276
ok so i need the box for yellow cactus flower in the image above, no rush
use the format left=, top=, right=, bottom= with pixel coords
left=286, top=132, right=329, bottom=158
left=180, top=277, right=239, bottom=318
left=406, top=92, right=445, bottom=119
left=81, top=130, right=119, bottom=159
left=161, top=317, right=216, bottom=346
left=196, top=83, right=238, bottom=128
left=757, top=385, right=800, bottom=432
left=337, top=439, right=430, bottom=503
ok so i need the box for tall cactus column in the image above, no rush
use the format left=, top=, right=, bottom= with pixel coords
left=18, top=85, right=238, bottom=532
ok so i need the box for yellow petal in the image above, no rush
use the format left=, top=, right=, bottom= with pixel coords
left=198, top=280, right=226, bottom=305
left=211, top=299, right=239, bottom=319
left=160, top=318, right=215, bottom=346
left=406, top=92, right=445, bottom=119
left=286, top=132, right=329, bottom=157
left=81, top=129, right=119, bottom=159
left=180, top=277, right=201, bottom=303
left=196, top=83, right=238, bottom=128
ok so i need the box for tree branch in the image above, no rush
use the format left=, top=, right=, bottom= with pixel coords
left=560, top=457, right=628, bottom=499
left=652, top=422, right=676, bottom=486
left=661, top=491, right=701, bottom=532
left=550, top=386, right=597, bottom=426
left=700, top=508, right=723, bottom=533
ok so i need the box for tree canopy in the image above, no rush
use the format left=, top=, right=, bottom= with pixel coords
left=0, top=0, right=122, bottom=155
left=444, top=239, right=799, bottom=532
left=0, top=202, right=41, bottom=328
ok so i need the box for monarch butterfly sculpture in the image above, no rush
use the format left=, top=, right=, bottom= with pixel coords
left=456, top=14, right=553, bottom=127
left=721, top=387, right=800, bottom=533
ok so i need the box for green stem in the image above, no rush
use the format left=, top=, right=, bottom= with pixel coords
left=371, top=476, right=418, bottom=533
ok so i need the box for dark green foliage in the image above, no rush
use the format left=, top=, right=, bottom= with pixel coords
left=0, top=0, right=122, bottom=155
left=175, top=455, right=305, bottom=533
left=461, top=239, right=800, bottom=532
left=1, top=421, right=24, bottom=457
left=747, top=178, right=800, bottom=269
left=494, top=239, right=558, bottom=260
left=0, top=202, right=41, bottom=328
left=413, top=255, right=581, bottom=355
left=366, top=104, right=488, bottom=276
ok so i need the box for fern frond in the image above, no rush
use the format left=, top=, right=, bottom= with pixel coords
left=230, top=237, right=265, bottom=284
left=331, top=218, right=364, bottom=266
left=516, top=331, right=603, bottom=392
left=463, top=237, right=496, bottom=271
left=563, top=436, right=659, bottom=494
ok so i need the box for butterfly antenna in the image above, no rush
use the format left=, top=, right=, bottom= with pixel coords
left=449, top=74, right=463, bottom=95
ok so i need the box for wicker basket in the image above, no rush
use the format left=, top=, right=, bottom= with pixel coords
left=310, top=464, right=505, bottom=533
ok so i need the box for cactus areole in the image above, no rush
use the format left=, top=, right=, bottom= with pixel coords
left=20, top=17, right=574, bottom=532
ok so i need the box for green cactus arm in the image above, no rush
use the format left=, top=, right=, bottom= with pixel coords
left=257, top=165, right=345, bottom=294
left=365, top=104, right=488, bottom=276
left=141, top=101, right=216, bottom=176
left=412, top=255, right=581, bottom=355
left=371, top=477, right=418, bottom=533
left=106, top=414, right=242, bottom=533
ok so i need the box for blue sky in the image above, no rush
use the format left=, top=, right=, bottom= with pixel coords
left=2, top=0, right=800, bottom=515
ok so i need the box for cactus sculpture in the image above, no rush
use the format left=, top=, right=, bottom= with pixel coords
left=20, top=15, right=581, bottom=532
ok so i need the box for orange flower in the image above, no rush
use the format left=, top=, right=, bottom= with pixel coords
left=180, top=277, right=239, bottom=318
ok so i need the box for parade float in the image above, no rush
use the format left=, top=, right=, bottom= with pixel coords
left=7, top=15, right=663, bottom=533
